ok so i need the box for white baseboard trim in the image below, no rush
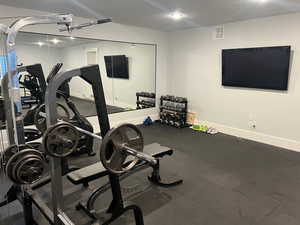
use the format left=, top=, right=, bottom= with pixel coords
left=113, top=100, right=136, bottom=109
left=200, top=120, right=300, bottom=152
left=109, top=113, right=159, bottom=127
left=87, top=112, right=159, bottom=133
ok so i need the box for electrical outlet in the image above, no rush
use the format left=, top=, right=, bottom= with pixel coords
left=248, top=120, right=256, bottom=129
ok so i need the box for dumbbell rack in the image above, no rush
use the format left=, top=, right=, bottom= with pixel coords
left=160, top=95, right=188, bottom=128
left=136, top=92, right=156, bottom=109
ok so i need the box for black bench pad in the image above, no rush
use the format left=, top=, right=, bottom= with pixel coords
left=67, top=143, right=173, bottom=185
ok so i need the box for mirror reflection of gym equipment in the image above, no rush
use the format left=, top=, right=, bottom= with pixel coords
left=16, top=32, right=156, bottom=116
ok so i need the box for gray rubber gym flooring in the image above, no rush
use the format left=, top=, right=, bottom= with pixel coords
left=66, top=97, right=127, bottom=116
left=23, top=96, right=126, bottom=117
left=1, top=122, right=300, bottom=225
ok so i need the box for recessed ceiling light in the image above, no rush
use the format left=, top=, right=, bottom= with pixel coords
left=37, top=41, right=44, bottom=47
left=168, top=11, right=186, bottom=20
left=255, top=0, right=269, bottom=3
left=50, top=38, right=61, bottom=44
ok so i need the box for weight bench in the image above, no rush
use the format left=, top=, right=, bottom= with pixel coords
left=67, top=143, right=183, bottom=219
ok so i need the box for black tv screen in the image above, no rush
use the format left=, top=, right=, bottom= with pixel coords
left=104, top=55, right=129, bottom=79
left=222, top=46, right=291, bottom=90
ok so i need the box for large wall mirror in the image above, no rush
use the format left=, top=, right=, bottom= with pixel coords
left=16, top=32, right=156, bottom=117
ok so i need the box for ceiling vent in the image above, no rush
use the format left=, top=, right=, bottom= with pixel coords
left=213, top=26, right=224, bottom=40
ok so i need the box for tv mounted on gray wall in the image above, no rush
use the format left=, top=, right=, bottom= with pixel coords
left=222, top=46, right=291, bottom=90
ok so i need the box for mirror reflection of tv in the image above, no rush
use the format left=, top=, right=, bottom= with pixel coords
left=222, top=46, right=291, bottom=90
left=104, top=55, right=129, bottom=79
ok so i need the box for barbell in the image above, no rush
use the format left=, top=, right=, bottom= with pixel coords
left=42, top=121, right=158, bottom=174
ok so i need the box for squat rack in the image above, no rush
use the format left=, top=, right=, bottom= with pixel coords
left=45, top=65, right=145, bottom=225
left=0, top=14, right=117, bottom=225
left=0, top=14, right=75, bottom=225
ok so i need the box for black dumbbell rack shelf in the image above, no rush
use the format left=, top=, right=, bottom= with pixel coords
left=159, top=95, right=188, bottom=128
left=137, top=100, right=155, bottom=108
left=159, top=106, right=187, bottom=113
left=136, top=92, right=156, bottom=109
left=160, top=98, right=188, bottom=104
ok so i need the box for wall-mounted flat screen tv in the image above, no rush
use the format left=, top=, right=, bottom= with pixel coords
left=222, top=46, right=291, bottom=90
left=104, top=55, right=129, bottom=79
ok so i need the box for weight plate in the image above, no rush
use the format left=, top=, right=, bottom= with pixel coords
left=43, top=122, right=79, bottom=158
left=6, top=150, right=44, bottom=183
left=1, top=144, right=32, bottom=170
left=24, top=128, right=42, bottom=142
left=34, top=103, right=70, bottom=133
left=11, top=154, right=40, bottom=183
left=5, top=149, right=45, bottom=184
left=100, top=123, right=144, bottom=174
left=14, top=155, right=45, bottom=184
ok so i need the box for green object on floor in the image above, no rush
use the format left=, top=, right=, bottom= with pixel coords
left=192, top=125, right=201, bottom=131
left=192, top=125, right=209, bottom=132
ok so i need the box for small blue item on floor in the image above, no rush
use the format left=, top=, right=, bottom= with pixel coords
left=143, top=116, right=153, bottom=126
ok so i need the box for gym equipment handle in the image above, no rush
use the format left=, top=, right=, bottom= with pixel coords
left=59, top=18, right=112, bottom=32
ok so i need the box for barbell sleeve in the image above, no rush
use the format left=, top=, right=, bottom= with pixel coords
left=121, top=145, right=157, bottom=166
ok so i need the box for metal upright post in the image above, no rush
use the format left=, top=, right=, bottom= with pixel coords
left=79, top=65, right=125, bottom=214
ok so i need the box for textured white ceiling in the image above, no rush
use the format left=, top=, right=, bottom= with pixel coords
left=1, top=0, right=300, bottom=31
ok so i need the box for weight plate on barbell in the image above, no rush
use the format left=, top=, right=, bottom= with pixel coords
left=6, top=149, right=44, bottom=184
left=100, top=123, right=144, bottom=174
left=14, top=155, right=45, bottom=184
left=11, top=154, right=42, bottom=183
left=5, top=149, right=45, bottom=184
left=34, top=103, right=70, bottom=133
left=42, top=122, right=79, bottom=158
left=1, top=144, right=32, bottom=170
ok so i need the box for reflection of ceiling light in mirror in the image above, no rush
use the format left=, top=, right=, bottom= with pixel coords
left=168, top=11, right=186, bottom=20
left=50, top=38, right=61, bottom=44
left=37, top=41, right=44, bottom=47
left=69, top=36, right=75, bottom=40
